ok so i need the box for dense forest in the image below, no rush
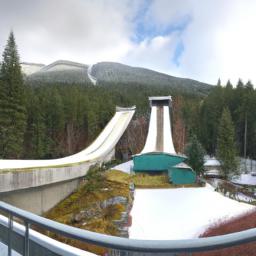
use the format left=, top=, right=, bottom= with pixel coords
left=0, top=32, right=255, bottom=161
left=198, top=80, right=256, bottom=159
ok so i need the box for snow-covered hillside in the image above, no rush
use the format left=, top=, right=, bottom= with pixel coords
left=129, top=185, right=254, bottom=240
left=28, top=60, right=90, bottom=84
left=87, top=64, right=97, bottom=85
left=40, top=60, right=87, bottom=72
left=21, top=62, right=45, bottom=75
left=91, top=62, right=212, bottom=96
left=22, top=59, right=212, bottom=95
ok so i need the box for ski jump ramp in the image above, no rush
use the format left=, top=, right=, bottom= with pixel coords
left=133, top=96, right=186, bottom=172
left=0, top=106, right=135, bottom=170
left=0, top=106, right=135, bottom=214
left=141, top=96, right=176, bottom=154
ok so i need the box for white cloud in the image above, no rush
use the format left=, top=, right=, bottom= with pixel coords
left=122, top=34, right=180, bottom=76
left=142, top=0, right=256, bottom=85
left=1, top=0, right=256, bottom=85
left=0, top=0, right=140, bottom=64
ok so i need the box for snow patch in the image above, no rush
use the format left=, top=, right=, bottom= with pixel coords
left=129, top=187, right=254, bottom=240
left=21, top=63, right=45, bottom=75
left=87, top=64, right=97, bottom=85
left=111, top=160, right=133, bottom=173
left=40, top=60, right=87, bottom=72
left=232, top=173, right=256, bottom=186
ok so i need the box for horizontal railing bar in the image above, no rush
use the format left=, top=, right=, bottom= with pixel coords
left=0, top=201, right=256, bottom=253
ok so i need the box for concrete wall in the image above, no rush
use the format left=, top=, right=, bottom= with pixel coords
left=0, top=149, right=115, bottom=215
left=0, top=178, right=82, bottom=215
left=0, top=161, right=91, bottom=193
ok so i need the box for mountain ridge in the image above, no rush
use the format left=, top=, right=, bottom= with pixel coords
left=22, top=60, right=212, bottom=95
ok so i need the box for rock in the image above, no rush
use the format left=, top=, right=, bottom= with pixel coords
left=101, top=196, right=127, bottom=208
left=71, top=203, right=102, bottom=223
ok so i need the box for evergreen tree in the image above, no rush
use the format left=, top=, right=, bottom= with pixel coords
left=217, top=108, right=238, bottom=178
left=245, top=80, right=253, bottom=90
left=200, top=84, right=224, bottom=154
left=217, top=78, right=221, bottom=86
left=226, top=80, right=233, bottom=89
left=237, top=78, right=244, bottom=89
left=0, top=31, right=27, bottom=158
left=185, top=134, right=205, bottom=175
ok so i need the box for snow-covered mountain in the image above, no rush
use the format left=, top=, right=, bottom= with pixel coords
left=21, top=62, right=45, bottom=75
left=91, top=62, right=211, bottom=95
left=23, top=60, right=212, bottom=95
left=26, top=60, right=90, bottom=84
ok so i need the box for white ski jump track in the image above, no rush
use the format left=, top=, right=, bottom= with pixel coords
left=0, top=107, right=135, bottom=170
left=141, top=105, right=176, bottom=154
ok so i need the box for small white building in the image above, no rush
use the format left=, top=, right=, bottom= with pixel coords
left=204, top=156, right=222, bottom=177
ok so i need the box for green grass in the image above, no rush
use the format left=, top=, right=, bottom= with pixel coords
left=44, top=167, right=130, bottom=254
left=106, top=169, right=171, bottom=188
left=106, top=169, right=203, bottom=188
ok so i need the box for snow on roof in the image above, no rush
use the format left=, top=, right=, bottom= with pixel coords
left=174, top=162, right=192, bottom=169
left=148, top=96, right=172, bottom=101
left=204, top=169, right=222, bottom=177
left=204, top=158, right=221, bottom=166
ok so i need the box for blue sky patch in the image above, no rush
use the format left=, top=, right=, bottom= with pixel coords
left=132, top=3, right=192, bottom=44
left=172, top=41, right=184, bottom=66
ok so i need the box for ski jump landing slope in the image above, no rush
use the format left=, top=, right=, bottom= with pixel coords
left=0, top=106, right=135, bottom=170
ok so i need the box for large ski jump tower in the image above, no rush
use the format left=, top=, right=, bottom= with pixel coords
left=133, top=96, right=186, bottom=172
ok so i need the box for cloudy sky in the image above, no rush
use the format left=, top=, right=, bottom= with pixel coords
left=0, top=0, right=256, bottom=85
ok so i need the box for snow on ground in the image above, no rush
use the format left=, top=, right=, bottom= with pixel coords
left=111, top=160, right=133, bottom=173
left=232, top=173, right=256, bottom=186
left=87, top=64, right=97, bottom=85
left=240, top=158, right=256, bottom=172
left=236, top=192, right=255, bottom=203
left=129, top=184, right=254, bottom=240
left=21, top=63, right=45, bottom=75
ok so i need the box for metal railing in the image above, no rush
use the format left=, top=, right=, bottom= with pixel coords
left=1, top=201, right=256, bottom=255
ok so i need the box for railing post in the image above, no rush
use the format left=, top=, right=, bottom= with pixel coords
left=8, top=214, right=13, bottom=256
left=24, top=221, right=30, bottom=256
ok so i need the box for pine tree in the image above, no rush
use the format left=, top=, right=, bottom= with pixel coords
left=200, top=84, right=224, bottom=154
left=0, top=31, right=27, bottom=158
left=217, top=108, right=238, bottom=178
left=226, top=80, right=233, bottom=89
left=237, top=78, right=244, bottom=89
left=217, top=78, right=221, bottom=86
left=185, top=134, right=205, bottom=175
left=245, top=80, right=253, bottom=90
